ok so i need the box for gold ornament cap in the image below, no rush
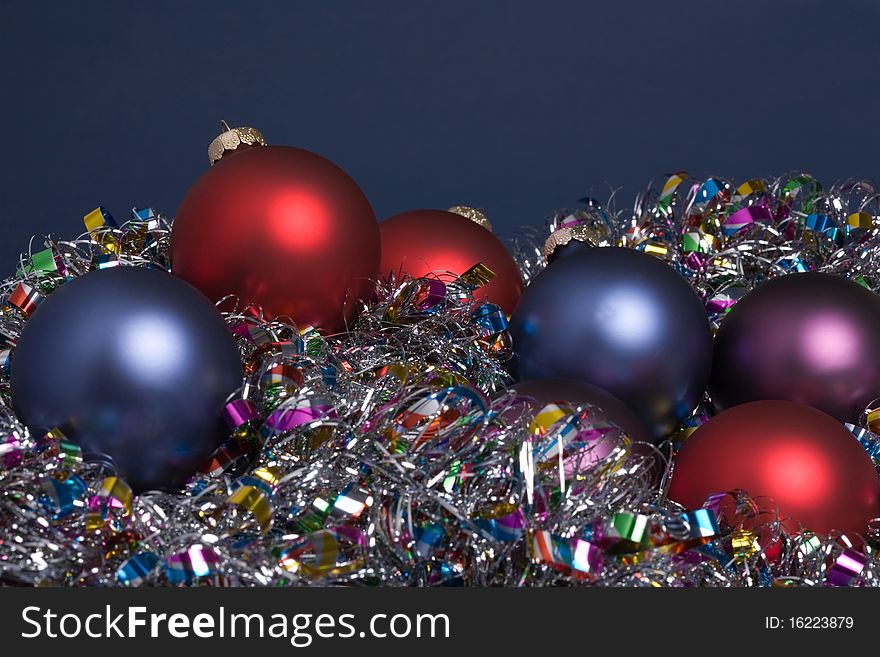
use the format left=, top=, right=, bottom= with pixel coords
left=543, top=224, right=602, bottom=262
left=208, top=120, right=267, bottom=165
left=448, top=205, right=492, bottom=231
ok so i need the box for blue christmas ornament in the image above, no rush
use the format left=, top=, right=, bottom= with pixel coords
left=510, top=247, right=712, bottom=440
left=11, top=267, right=242, bottom=492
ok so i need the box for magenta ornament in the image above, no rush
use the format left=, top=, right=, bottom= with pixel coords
left=710, top=272, right=880, bottom=423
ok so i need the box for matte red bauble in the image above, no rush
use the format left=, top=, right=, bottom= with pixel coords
left=171, top=126, right=380, bottom=333
left=669, top=401, right=880, bottom=535
left=379, top=209, right=523, bottom=314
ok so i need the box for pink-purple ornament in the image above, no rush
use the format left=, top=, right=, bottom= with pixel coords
left=710, top=272, right=880, bottom=423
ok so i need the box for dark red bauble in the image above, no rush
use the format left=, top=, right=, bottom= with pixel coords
left=379, top=210, right=523, bottom=314
left=171, top=146, right=380, bottom=333
left=507, top=377, right=658, bottom=476
left=669, top=401, right=880, bottom=535
left=710, top=272, right=880, bottom=424
left=508, top=378, right=650, bottom=444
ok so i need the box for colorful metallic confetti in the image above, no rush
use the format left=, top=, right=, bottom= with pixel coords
left=1, top=178, right=880, bottom=587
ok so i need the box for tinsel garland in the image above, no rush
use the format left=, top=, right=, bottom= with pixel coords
left=1, top=174, right=880, bottom=587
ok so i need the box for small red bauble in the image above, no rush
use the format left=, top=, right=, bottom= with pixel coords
left=669, top=400, right=880, bottom=535
left=379, top=209, right=523, bottom=314
left=171, top=128, right=380, bottom=333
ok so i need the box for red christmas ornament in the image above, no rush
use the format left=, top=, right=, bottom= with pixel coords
left=379, top=209, right=523, bottom=314
left=171, top=123, right=380, bottom=333
left=669, top=400, right=880, bottom=535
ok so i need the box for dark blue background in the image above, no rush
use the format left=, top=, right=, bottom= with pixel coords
left=1, top=1, right=877, bottom=269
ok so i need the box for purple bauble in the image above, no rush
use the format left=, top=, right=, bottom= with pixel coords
left=710, top=272, right=880, bottom=423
